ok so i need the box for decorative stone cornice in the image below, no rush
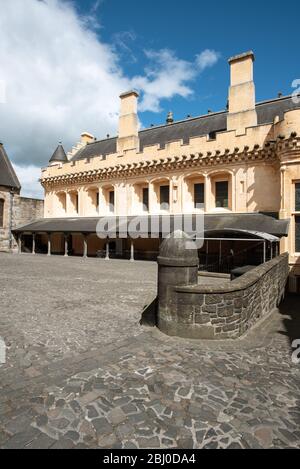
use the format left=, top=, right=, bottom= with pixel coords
left=40, top=134, right=299, bottom=190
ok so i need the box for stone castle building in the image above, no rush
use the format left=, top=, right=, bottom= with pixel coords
left=13, top=51, right=300, bottom=292
left=0, top=143, right=44, bottom=251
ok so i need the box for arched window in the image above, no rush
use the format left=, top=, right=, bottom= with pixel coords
left=0, top=199, right=4, bottom=228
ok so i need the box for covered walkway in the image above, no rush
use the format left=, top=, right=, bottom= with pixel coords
left=12, top=213, right=289, bottom=267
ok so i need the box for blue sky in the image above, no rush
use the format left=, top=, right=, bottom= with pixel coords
left=77, top=0, right=300, bottom=126
left=0, top=0, right=299, bottom=197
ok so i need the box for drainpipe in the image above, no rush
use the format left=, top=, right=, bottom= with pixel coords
left=9, top=189, right=14, bottom=251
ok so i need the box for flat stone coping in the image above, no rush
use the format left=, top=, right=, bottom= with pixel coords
left=175, top=253, right=288, bottom=294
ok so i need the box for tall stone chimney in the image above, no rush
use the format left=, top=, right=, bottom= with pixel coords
left=117, top=90, right=139, bottom=153
left=227, top=51, right=257, bottom=135
left=81, top=132, right=95, bottom=145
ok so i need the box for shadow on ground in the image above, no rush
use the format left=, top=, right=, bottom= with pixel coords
left=278, top=294, right=300, bottom=347
left=140, top=297, right=158, bottom=327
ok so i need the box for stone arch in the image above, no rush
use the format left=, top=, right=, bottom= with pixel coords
left=55, top=191, right=67, bottom=216
left=149, top=177, right=171, bottom=213
left=131, top=179, right=150, bottom=215
left=85, top=185, right=100, bottom=216
left=99, top=183, right=115, bottom=215
left=182, top=172, right=206, bottom=213
left=67, top=189, right=79, bottom=215
left=207, top=170, right=234, bottom=212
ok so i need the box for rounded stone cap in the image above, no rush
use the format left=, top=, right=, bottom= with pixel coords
left=158, top=230, right=199, bottom=267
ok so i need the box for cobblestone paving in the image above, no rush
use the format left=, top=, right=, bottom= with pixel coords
left=0, top=253, right=300, bottom=449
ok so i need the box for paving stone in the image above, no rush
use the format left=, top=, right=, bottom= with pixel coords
left=86, top=405, right=98, bottom=419
left=123, top=441, right=138, bottom=449
left=92, top=418, right=113, bottom=436
left=97, top=433, right=117, bottom=448
left=51, top=438, right=74, bottom=449
left=0, top=255, right=300, bottom=450
left=137, top=437, right=160, bottom=449
left=177, top=438, right=194, bottom=449
left=1, top=428, right=40, bottom=449
left=107, top=408, right=127, bottom=425
left=116, top=423, right=135, bottom=439
left=51, top=418, right=70, bottom=430
left=36, top=415, right=48, bottom=427
left=64, top=431, right=80, bottom=442
left=25, top=434, right=56, bottom=449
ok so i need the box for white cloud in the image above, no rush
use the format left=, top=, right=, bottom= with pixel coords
left=12, top=164, right=43, bottom=199
left=196, top=49, right=220, bottom=71
left=133, top=49, right=196, bottom=113
left=132, top=49, right=220, bottom=113
left=0, top=0, right=219, bottom=198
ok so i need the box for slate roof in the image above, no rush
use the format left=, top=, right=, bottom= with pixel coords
left=13, top=213, right=290, bottom=238
left=0, top=144, right=21, bottom=190
left=49, top=144, right=68, bottom=163
left=71, top=95, right=300, bottom=162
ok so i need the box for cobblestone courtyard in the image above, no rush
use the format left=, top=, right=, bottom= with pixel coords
left=0, top=253, right=300, bottom=449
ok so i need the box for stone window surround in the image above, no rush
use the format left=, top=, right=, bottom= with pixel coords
left=295, top=181, right=300, bottom=212
left=295, top=215, right=300, bottom=254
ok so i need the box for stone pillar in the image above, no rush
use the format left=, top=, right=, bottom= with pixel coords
left=205, top=175, right=211, bottom=212
left=231, top=173, right=236, bottom=212
left=280, top=166, right=287, bottom=218
left=78, top=189, right=84, bottom=217
left=98, top=188, right=101, bottom=215
left=83, top=234, right=88, bottom=258
left=32, top=233, right=36, bottom=255
left=263, top=241, right=266, bottom=263
left=157, top=230, right=199, bottom=336
left=66, top=192, right=71, bottom=216
left=130, top=240, right=135, bottom=262
left=47, top=233, right=51, bottom=256
left=18, top=234, right=22, bottom=254
left=64, top=234, right=69, bottom=257
left=105, top=241, right=110, bottom=260
left=148, top=181, right=156, bottom=214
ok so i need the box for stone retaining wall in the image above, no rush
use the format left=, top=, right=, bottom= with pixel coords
left=159, top=253, right=289, bottom=340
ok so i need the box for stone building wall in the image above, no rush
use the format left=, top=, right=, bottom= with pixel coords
left=0, top=190, right=44, bottom=251
left=13, top=196, right=44, bottom=229
left=159, top=253, right=289, bottom=340
left=0, top=188, right=13, bottom=251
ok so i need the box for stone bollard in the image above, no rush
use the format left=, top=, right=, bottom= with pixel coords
left=157, top=230, right=199, bottom=336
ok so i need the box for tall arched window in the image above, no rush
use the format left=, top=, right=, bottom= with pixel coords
left=0, top=199, right=4, bottom=228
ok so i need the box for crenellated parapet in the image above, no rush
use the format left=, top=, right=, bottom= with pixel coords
left=41, top=132, right=299, bottom=190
